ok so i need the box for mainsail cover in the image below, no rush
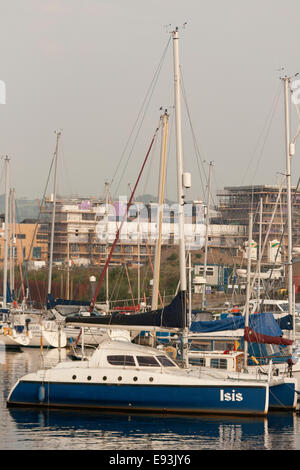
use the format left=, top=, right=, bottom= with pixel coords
left=65, top=291, right=185, bottom=329
left=190, top=312, right=293, bottom=345
left=47, top=294, right=90, bottom=310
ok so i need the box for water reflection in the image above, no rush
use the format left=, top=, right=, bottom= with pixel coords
left=5, top=408, right=272, bottom=450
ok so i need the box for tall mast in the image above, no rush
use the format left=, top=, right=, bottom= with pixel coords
left=283, top=77, right=294, bottom=320
left=172, top=27, right=188, bottom=365
left=151, top=110, right=169, bottom=310
left=244, top=212, right=253, bottom=372
left=172, top=28, right=187, bottom=292
left=202, top=161, right=213, bottom=309
left=105, top=181, right=110, bottom=309
left=257, top=197, right=262, bottom=302
left=3, top=156, right=10, bottom=308
left=48, top=130, right=61, bottom=295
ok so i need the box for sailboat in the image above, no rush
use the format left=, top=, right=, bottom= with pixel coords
left=186, top=211, right=297, bottom=410
left=7, top=28, right=271, bottom=416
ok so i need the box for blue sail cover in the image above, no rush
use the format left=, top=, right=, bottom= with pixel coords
left=190, top=312, right=283, bottom=337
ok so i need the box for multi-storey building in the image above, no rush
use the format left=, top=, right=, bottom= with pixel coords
left=0, top=219, right=48, bottom=268
left=37, top=197, right=206, bottom=267
left=216, top=185, right=300, bottom=264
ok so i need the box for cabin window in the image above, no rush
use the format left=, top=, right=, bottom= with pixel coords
left=189, top=358, right=206, bottom=367
left=210, top=358, right=227, bottom=369
left=107, top=355, right=136, bottom=366
left=156, top=356, right=176, bottom=367
left=213, top=341, right=235, bottom=352
left=190, top=340, right=211, bottom=351
left=136, top=356, right=160, bottom=367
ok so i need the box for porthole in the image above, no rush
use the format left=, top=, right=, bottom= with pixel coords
left=118, top=376, right=122, bottom=381
left=87, top=376, right=91, bottom=381
left=133, top=376, right=138, bottom=382
left=72, top=375, right=76, bottom=380
left=149, top=377, right=154, bottom=382
left=103, top=376, right=107, bottom=381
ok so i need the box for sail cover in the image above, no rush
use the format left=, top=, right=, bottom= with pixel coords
left=47, top=294, right=90, bottom=310
left=65, top=291, right=185, bottom=329
left=190, top=312, right=293, bottom=345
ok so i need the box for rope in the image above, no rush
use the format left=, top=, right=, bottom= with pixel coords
left=88, top=126, right=160, bottom=313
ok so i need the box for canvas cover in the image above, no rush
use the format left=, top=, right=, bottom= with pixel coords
left=65, top=291, right=186, bottom=329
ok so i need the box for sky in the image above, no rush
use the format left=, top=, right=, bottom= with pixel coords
left=0, top=0, right=300, bottom=205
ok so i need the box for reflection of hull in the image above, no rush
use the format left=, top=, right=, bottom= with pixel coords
left=7, top=407, right=272, bottom=450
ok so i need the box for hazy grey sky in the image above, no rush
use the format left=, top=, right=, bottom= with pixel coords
left=0, top=0, right=299, bottom=203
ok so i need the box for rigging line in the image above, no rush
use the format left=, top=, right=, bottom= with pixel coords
left=112, top=74, right=164, bottom=199
left=258, top=177, right=300, bottom=309
left=89, top=126, right=160, bottom=313
left=249, top=182, right=284, bottom=292
left=241, top=81, right=282, bottom=185
left=19, top=151, right=56, bottom=304
left=179, top=66, right=207, bottom=199
left=250, top=87, right=281, bottom=186
left=110, top=36, right=171, bottom=194
left=109, top=265, right=126, bottom=302
left=140, top=122, right=160, bottom=196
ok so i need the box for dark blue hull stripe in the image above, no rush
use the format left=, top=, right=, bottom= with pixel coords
left=7, top=380, right=268, bottom=416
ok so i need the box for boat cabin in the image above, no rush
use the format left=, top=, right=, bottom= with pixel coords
left=188, top=332, right=292, bottom=366
left=68, top=338, right=180, bottom=370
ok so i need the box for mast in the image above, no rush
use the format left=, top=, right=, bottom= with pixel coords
left=172, top=27, right=188, bottom=366
left=137, top=205, right=141, bottom=306
left=283, top=77, right=294, bottom=321
left=3, top=156, right=10, bottom=309
left=244, top=212, right=253, bottom=372
left=105, top=181, right=110, bottom=309
left=257, top=197, right=262, bottom=303
left=151, top=110, right=169, bottom=310
left=202, top=161, right=213, bottom=309
left=47, top=130, right=61, bottom=295
left=66, top=231, right=70, bottom=300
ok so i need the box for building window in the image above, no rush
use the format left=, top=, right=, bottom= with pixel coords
left=37, top=234, right=48, bottom=240
left=17, top=233, right=26, bottom=239
left=8, top=247, right=17, bottom=258
left=82, top=213, right=95, bottom=221
left=33, top=247, right=41, bottom=258
left=70, top=244, right=79, bottom=253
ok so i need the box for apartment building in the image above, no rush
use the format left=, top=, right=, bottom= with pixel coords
left=0, top=219, right=48, bottom=268
left=37, top=197, right=206, bottom=267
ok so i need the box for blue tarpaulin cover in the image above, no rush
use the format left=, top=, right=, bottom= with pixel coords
left=190, top=312, right=283, bottom=337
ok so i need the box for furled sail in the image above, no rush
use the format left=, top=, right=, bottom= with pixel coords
left=65, top=291, right=186, bottom=329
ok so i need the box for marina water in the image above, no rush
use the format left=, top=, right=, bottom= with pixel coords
left=1, top=347, right=300, bottom=451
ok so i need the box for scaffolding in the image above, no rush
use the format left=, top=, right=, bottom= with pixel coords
left=217, top=185, right=300, bottom=262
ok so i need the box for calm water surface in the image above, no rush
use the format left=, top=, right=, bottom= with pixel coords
left=1, top=348, right=300, bottom=451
